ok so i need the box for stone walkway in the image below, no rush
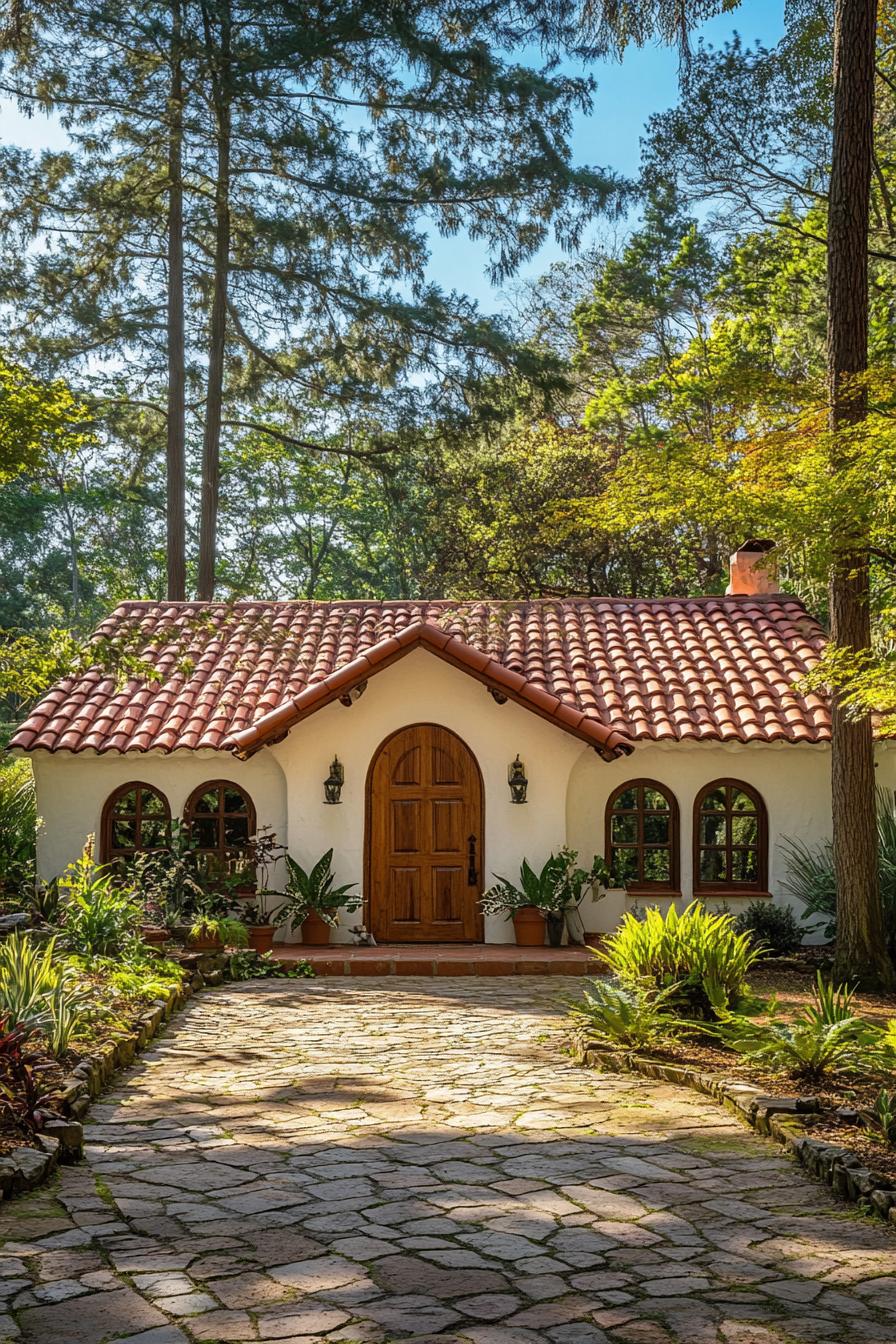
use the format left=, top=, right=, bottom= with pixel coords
left=1, top=979, right=895, bottom=1344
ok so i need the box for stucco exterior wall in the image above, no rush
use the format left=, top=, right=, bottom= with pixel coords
left=567, top=739, right=896, bottom=936
left=32, top=749, right=287, bottom=892
left=269, top=648, right=585, bottom=942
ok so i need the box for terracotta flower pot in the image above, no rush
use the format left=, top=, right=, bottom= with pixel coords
left=140, top=925, right=170, bottom=947
left=248, top=924, right=275, bottom=954
left=301, top=912, right=332, bottom=946
left=512, top=905, right=546, bottom=947
left=188, top=931, right=223, bottom=952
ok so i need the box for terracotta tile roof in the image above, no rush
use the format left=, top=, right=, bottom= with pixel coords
left=8, top=596, right=832, bottom=757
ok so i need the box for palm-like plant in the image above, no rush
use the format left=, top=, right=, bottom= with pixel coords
left=272, top=850, right=360, bottom=929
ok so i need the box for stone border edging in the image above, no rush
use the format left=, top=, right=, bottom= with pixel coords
left=568, top=1029, right=896, bottom=1225
left=0, top=949, right=228, bottom=1204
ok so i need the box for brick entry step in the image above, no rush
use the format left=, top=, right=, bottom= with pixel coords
left=272, top=943, right=601, bottom=976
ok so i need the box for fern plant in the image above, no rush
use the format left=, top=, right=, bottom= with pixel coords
left=570, top=979, right=682, bottom=1051
left=712, top=974, right=889, bottom=1083
left=597, top=902, right=763, bottom=1017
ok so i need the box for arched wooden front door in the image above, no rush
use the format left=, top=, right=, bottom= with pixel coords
left=366, top=724, right=484, bottom=943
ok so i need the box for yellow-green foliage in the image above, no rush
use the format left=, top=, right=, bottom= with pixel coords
left=597, top=901, right=764, bottom=1015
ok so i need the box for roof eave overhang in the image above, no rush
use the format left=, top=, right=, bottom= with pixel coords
left=229, top=620, right=633, bottom=762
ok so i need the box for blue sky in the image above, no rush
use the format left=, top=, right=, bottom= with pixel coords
left=429, top=0, right=786, bottom=307
left=1, top=0, right=786, bottom=311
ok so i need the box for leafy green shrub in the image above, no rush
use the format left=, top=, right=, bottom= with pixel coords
left=0, top=759, right=37, bottom=902
left=733, top=901, right=803, bottom=955
left=570, top=979, right=681, bottom=1051
left=712, top=974, right=889, bottom=1082
left=597, top=902, right=763, bottom=1017
left=781, top=787, right=896, bottom=953
left=60, top=844, right=141, bottom=957
left=0, top=934, right=89, bottom=1055
left=481, top=849, right=609, bottom=917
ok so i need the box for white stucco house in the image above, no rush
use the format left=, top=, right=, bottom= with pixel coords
left=11, top=542, right=890, bottom=944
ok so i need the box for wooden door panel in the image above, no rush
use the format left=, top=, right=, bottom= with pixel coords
left=431, top=865, right=465, bottom=923
left=431, top=798, right=463, bottom=853
left=391, top=799, right=422, bottom=853
left=390, top=867, right=422, bottom=923
left=368, top=723, right=483, bottom=943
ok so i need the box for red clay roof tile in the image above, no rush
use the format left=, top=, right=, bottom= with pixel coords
left=7, top=596, right=832, bottom=757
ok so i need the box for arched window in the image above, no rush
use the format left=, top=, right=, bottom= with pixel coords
left=184, top=781, right=256, bottom=866
left=694, top=780, right=768, bottom=894
left=605, top=780, right=679, bottom=893
left=101, top=783, right=171, bottom=865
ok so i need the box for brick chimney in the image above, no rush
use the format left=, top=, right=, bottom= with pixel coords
left=725, top=539, right=778, bottom=596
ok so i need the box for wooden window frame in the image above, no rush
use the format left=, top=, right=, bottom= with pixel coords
left=100, top=782, right=171, bottom=865
left=693, top=778, right=769, bottom=897
left=605, top=778, right=680, bottom=896
left=183, top=779, right=256, bottom=866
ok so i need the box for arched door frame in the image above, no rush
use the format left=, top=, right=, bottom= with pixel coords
left=364, top=722, right=485, bottom=942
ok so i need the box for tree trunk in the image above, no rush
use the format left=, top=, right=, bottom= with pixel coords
left=828, top=0, right=895, bottom=986
left=197, top=0, right=231, bottom=602
left=166, top=0, right=187, bottom=601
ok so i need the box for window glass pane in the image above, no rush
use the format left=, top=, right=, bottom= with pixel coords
left=223, top=788, right=248, bottom=814
left=699, top=848, right=726, bottom=883
left=731, top=815, right=758, bottom=846
left=141, top=789, right=166, bottom=817
left=611, top=814, right=638, bottom=843
left=612, top=787, right=637, bottom=811
left=732, top=789, right=757, bottom=813
left=111, top=821, right=136, bottom=851
left=643, top=849, right=671, bottom=882
left=194, top=790, right=220, bottom=815
left=643, top=788, right=669, bottom=811
left=610, top=847, right=639, bottom=884
left=224, top=817, right=250, bottom=846
left=140, top=820, right=168, bottom=849
left=643, top=813, right=670, bottom=845
left=732, top=849, right=759, bottom=882
left=113, top=789, right=138, bottom=816
left=700, top=815, right=727, bottom=846
left=702, top=788, right=727, bottom=811
left=193, top=818, right=219, bottom=849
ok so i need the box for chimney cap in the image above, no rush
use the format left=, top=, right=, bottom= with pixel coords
left=736, top=538, right=776, bottom=554
left=726, top=539, right=778, bottom=596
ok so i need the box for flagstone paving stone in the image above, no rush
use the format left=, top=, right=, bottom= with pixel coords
left=1, top=977, right=895, bottom=1343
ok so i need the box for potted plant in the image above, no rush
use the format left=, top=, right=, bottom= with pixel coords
left=240, top=902, right=277, bottom=954
left=481, top=850, right=609, bottom=947
left=188, top=914, right=248, bottom=951
left=272, top=850, right=360, bottom=946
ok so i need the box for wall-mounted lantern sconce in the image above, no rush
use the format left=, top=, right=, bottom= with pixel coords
left=323, top=756, right=344, bottom=804
left=508, top=755, right=528, bottom=804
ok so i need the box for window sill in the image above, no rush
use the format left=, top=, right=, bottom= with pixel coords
left=694, top=889, right=773, bottom=900
left=623, top=889, right=683, bottom=899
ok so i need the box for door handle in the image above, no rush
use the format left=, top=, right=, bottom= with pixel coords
left=467, top=834, right=478, bottom=886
